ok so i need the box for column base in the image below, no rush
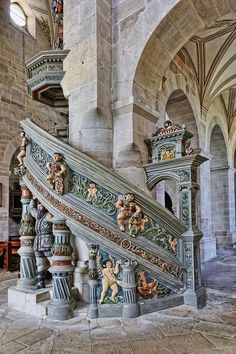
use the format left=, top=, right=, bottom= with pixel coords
left=214, top=231, right=235, bottom=249
left=87, top=304, right=98, bottom=319
left=184, top=286, right=206, bottom=308
left=17, top=277, right=37, bottom=290
left=122, top=303, right=140, bottom=318
left=48, top=298, right=75, bottom=321
left=200, top=236, right=217, bottom=261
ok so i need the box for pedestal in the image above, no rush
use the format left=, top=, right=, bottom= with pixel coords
left=182, top=228, right=206, bottom=308
left=121, top=260, right=140, bottom=318
left=17, top=185, right=37, bottom=289
left=48, top=218, right=75, bottom=321
left=87, top=244, right=99, bottom=319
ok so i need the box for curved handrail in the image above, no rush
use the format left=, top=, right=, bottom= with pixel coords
left=20, top=118, right=187, bottom=290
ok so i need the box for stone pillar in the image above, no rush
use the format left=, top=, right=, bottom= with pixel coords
left=62, top=0, right=113, bottom=167
left=210, top=166, right=233, bottom=249
left=179, top=162, right=206, bottom=308
left=48, top=217, right=75, bottom=321
left=17, top=186, right=37, bottom=289
left=227, top=167, right=236, bottom=245
left=121, top=260, right=139, bottom=318
left=199, top=160, right=216, bottom=261
left=122, top=260, right=140, bottom=318
left=87, top=244, right=99, bottom=319
left=113, top=103, right=156, bottom=191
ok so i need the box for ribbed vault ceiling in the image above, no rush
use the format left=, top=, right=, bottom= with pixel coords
left=183, top=13, right=236, bottom=131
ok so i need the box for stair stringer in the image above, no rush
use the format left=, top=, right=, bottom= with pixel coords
left=20, top=118, right=188, bottom=292
left=21, top=119, right=187, bottom=238
left=22, top=168, right=183, bottom=291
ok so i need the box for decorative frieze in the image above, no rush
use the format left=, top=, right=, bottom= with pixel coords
left=30, top=142, right=178, bottom=253
left=26, top=172, right=183, bottom=280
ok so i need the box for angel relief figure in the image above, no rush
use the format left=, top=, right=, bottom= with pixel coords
left=137, top=271, right=159, bottom=299
left=86, top=182, right=98, bottom=202
left=97, top=252, right=122, bottom=304
left=17, top=131, right=28, bottom=166
left=46, top=152, right=68, bottom=195
left=115, top=193, right=148, bottom=237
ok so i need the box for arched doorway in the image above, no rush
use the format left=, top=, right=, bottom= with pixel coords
left=165, top=89, right=199, bottom=149
left=156, top=179, right=179, bottom=218
left=210, top=125, right=230, bottom=248
left=155, top=90, right=199, bottom=218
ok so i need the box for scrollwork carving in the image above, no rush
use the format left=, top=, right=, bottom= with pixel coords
left=69, top=173, right=117, bottom=216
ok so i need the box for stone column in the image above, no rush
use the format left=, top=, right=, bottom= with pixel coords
left=113, top=103, right=156, bottom=191
left=48, top=217, right=75, bottom=321
left=210, top=166, right=233, bottom=249
left=226, top=167, right=236, bottom=245
left=17, top=186, right=37, bottom=289
left=199, top=160, right=216, bottom=261
left=179, top=161, right=206, bottom=308
left=62, top=0, right=113, bottom=167
left=121, top=260, right=139, bottom=318
left=87, top=244, right=99, bottom=319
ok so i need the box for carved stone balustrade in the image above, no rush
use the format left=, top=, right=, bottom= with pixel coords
left=25, top=50, right=69, bottom=107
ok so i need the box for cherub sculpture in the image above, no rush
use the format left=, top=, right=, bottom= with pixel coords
left=115, top=194, right=142, bottom=233
left=46, top=153, right=67, bottom=194
left=170, top=237, right=177, bottom=254
left=137, top=271, right=159, bottom=299
left=87, top=182, right=98, bottom=202
left=17, top=131, right=28, bottom=166
left=97, top=253, right=122, bottom=304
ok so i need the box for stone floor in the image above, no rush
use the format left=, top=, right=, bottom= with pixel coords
left=0, top=251, right=236, bottom=353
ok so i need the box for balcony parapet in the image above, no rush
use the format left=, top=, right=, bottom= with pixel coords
left=25, top=50, right=69, bottom=107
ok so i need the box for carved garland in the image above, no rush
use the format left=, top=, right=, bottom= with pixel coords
left=30, top=142, right=178, bottom=255
left=27, top=171, right=183, bottom=280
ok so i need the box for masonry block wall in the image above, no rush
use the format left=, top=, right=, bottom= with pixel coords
left=0, top=1, right=66, bottom=240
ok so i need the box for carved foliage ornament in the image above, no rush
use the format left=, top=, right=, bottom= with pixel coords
left=70, top=173, right=117, bottom=216
left=31, top=143, right=178, bottom=255
left=19, top=213, right=35, bottom=237
left=27, top=172, right=183, bottom=280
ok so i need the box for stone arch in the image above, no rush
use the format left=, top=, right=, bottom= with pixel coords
left=229, top=129, right=236, bottom=168
left=3, top=136, right=21, bottom=171
left=147, top=173, right=180, bottom=191
left=114, top=0, right=236, bottom=104
left=154, top=176, right=180, bottom=218
left=210, top=123, right=231, bottom=248
left=158, top=74, right=200, bottom=121
left=163, top=85, right=200, bottom=149
left=206, top=116, right=228, bottom=156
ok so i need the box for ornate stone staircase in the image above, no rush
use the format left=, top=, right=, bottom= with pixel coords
left=13, top=118, right=206, bottom=318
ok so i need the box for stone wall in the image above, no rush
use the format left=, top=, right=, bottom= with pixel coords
left=0, top=1, right=66, bottom=240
